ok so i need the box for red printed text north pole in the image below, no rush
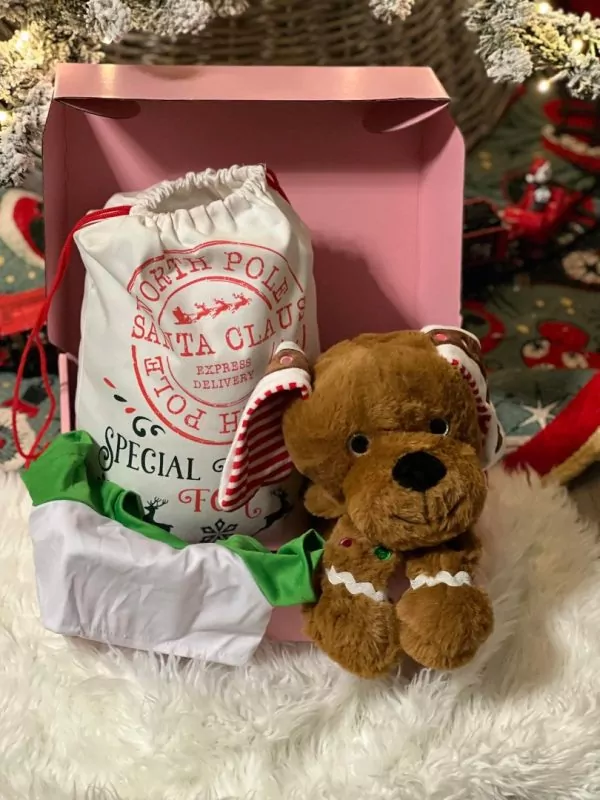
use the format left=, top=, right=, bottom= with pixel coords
left=128, top=242, right=306, bottom=445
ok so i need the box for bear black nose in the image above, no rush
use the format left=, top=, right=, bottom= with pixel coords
left=392, top=451, right=447, bottom=492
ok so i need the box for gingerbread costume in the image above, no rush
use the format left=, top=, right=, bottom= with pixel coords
left=219, top=330, right=505, bottom=678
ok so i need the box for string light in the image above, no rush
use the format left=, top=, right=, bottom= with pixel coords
left=533, top=8, right=594, bottom=96
left=0, top=110, right=9, bottom=125
left=14, top=30, right=31, bottom=54
left=571, top=38, right=585, bottom=54
left=537, top=78, right=551, bottom=93
left=537, top=70, right=568, bottom=94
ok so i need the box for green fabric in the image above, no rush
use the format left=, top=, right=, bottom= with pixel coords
left=22, top=430, right=326, bottom=607
left=23, top=431, right=189, bottom=550
left=221, top=531, right=324, bottom=607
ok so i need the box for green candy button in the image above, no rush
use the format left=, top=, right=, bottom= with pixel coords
left=374, top=545, right=392, bottom=561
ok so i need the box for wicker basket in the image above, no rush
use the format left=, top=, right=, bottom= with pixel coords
left=103, top=0, right=513, bottom=150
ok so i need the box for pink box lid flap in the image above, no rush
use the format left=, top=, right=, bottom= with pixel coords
left=54, top=64, right=449, bottom=104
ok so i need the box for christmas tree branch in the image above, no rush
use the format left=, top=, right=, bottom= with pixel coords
left=465, top=0, right=600, bottom=98
left=0, top=0, right=417, bottom=187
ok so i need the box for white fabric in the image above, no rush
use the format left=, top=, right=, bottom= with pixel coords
left=74, top=165, right=319, bottom=542
left=28, top=500, right=272, bottom=666
left=409, top=570, right=472, bottom=590
left=325, top=564, right=386, bottom=602
left=2, top=468, right=600, bottom=798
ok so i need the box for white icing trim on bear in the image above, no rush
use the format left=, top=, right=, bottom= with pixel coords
left=409, top=570, right=472, bottom=590
left=325, top=565, right=386, bottom=603
left=276, top=340, right=304, bottom=354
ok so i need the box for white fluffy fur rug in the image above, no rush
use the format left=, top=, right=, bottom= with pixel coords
left=1, top=467, right=600, bottom=800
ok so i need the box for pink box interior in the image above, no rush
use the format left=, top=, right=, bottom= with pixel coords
left=45, top=65, right=463, bottom=643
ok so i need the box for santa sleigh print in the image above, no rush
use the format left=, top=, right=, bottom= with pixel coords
left=173, top=293, right=251, bottom=325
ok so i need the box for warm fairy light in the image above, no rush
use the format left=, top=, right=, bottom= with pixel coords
left=537, top=78, right=551, bottom=93
left=0, top=110, right=9, bottom=125
left=14, top=29, right=31, bottom=53
left=537, top=1, right=552, bottom=13
left=537, top=69, right=568, bottom=93
left=571, top=38, right=584, bottom=53
left=102, top=36, right=112, bottom=45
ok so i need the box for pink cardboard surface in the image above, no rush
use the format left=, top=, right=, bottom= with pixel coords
left=44, top=64, right=463, bottom=356
left=45, top=64, right=464, bottom=644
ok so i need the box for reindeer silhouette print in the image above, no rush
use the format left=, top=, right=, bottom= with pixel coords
left=194, top=302, right=211, bottom=320
left=256, top=489, right=293, bottom=534
left=143, top=497, right=174, bottom=533
left=231, top=293, right=250, bottom=311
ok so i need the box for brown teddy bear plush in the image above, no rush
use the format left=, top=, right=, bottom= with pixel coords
left=219, top=328, right=504, bottom=679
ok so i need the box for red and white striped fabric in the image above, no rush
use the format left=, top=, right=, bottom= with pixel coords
left=422, top=326, right=504, bottom=470
left=218, top=342, right=311, bottom=512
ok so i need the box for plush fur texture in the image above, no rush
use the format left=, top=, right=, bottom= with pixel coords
left=282, top=331, right=492, bottom=676
left=2, top=468, right=600, bottom=799
left=284, top=332, right=487, bottom=545
left=397, top=530, right=493, bottom=670
left=305, top=517, right=402, bottom=678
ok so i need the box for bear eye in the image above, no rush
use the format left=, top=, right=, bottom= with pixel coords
left=348, top=433, right=370, bottom=455
left=429, top=418, right=450, bottom=436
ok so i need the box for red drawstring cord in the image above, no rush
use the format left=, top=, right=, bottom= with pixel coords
left=265, top=167, right=291, bottom=204
left=12, top=205, right=132, bottom=468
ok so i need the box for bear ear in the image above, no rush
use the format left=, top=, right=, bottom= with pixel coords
left=422, top=326, right=505, bottom=469
left=217, top=342, right=312, bottom=512
left=304, top=484, right=346, bottom=519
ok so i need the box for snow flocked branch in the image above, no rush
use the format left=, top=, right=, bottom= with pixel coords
left=0, top=0, right=417, bottom=186
left=5, top=0, right=600, bottom=186
left=465, top=0, right=600, bottom=99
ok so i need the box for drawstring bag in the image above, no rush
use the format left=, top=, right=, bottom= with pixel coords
left=14, top=165, right=319, bottom=543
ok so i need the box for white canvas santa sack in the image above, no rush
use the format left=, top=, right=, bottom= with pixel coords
left=73, top=165, right=319, bottom=543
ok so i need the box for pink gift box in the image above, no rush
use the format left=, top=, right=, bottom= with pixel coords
left=45, top=64, right=462, bottom=644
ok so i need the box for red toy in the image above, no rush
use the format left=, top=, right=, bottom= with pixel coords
left=462, top=157, right=598, bottom=278
left=502, top=158, right=596, bottom=253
